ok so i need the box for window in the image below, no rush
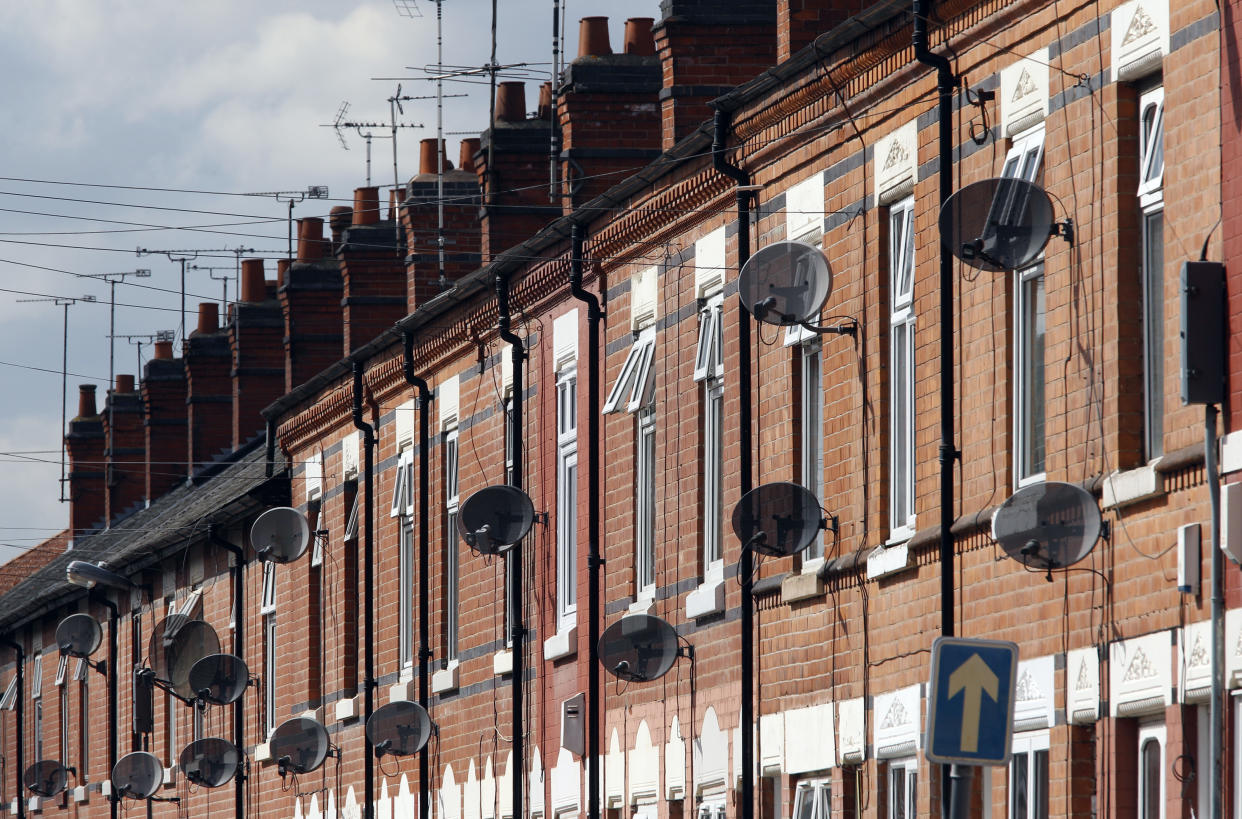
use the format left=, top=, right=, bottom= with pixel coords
left=31, top=653, right=43, bottom=762
left=557, top=368, right=579, bottom=629
left=1139, top=86, right=1165, bottom=460
left=800, top=340, right=825, bottom=561
left=263, top=616, right=277, bottom=736
left=793, top=778, right=831, bottom=819
left=76, top=666, right=88, bottom=782
left=344, top=489, right=360, bottom=543
left=59, top=681, right=69, bottom=769
left=443, top=427, right=460, bottom=661
left=1138, top=722, right=1165, bottom=819
left=0, top=676, right=16, bottom=711
left=636, top=410, right=656, bottom=598
left=695, top=296, right=724, bottom=571
left=503, top=395, right=519, bottom=647
left=394, top=449, right=415, bottom=671
left=1004, top=127, right=1046, bottom=486
left=54, top=654, right=67, bottom=687
left=1009, top=731, right=1049, bottom=819
left=260, top=562, right=277, bottom=615
left=886, top=757, right=917, bottom=819
left=888, top=197, right=916, bottom=537
left=603, top=328, right=655, bottom=414
left=697, top=797, right=726, bottom=819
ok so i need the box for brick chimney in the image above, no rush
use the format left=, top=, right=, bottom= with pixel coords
left=474, top=81, right=561, bottom=261
left=777, top=1, right=856, bottom=63
left=653, top=0, right=777, bottom=149
left=338, top=187, right=408, bottom=354
left=65, top=384, right=105, bottom=542
left=185, top=302, right=233, bottom=477
left=102, top=374, right=145, bottom=524
left=558, top=16, right=662, bottom=211
left=142, top=340, right=187, bottom=501
left=279, top=217, right=344, bottom=391
left=230, top=259, right=285, bottom=448
left=403, top=139, right=482, bottom=312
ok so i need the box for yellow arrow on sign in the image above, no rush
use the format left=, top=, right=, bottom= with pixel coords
left=947, top=653, right=1000, bottom=753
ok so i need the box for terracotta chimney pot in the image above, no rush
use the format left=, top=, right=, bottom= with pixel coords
left=77, top=384, right=98, bottom=418
left=297, top=217, right=328, bottom=261
left=115, top=374, right=135, bottom=394
left=276, top=259, right=291, bottom=284
left=459, top=138, right=480, bottom=172
left=241, top=259, right=266, bottom=303
left=196, top=302, right=219, bottom=335
left=537, top=82, right=553, bottom=120
left=495, top=82, right=527, bottom=122
left=353, top=188, right=381, bottom=226
left=420, top=139, right=456, bottom=174
left=578, top=16, right=612, bottom=58
left=153, top=340, right=173, bottom=361
left=624, top=18, right=655, bottom=55
left=329, top=205, right=354, bottom=241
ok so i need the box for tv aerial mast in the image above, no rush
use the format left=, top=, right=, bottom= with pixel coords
left=240, top=188, right=329, bottom=261
left=321, top=100, right=431, bottom=188
left=113, top=331, right=174, bottom=376
left=134, top=246, right=254, bottom=352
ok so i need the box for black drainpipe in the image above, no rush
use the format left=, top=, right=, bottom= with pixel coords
left=94, top=593, right=120, bottom=819
left=401, top=332, right=433, bottom=819
left=567, top=223, right=602, bottom=819
left=913, top=3, right=965, bottom=818
left=0, top=636, right=23, bottom=819
left=494, top=273, right=525, bottom=819
left=352, top=361, right=376, bottom=819
left=209, top=526, right=246, bottom=819
left=711, top=107, right=754, bottom=819
left=264, top=418, right=276, bottom=479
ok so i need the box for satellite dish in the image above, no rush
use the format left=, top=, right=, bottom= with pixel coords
left=188, top=654, right=250, bottom=706
left=598, top=614, right=680, bottom=683
left=992, top=481, right=1102, bottom=571
left=737, top=240, right=833, bottom=326
left=179, top=738, right=241, bottom=788
left=939, top=177, right=1054, bottom=272
left=731, top=481, right=825, bottom=557
left=55, top=613, right=102, bottom=658
left=457, top=485, right=535, bottom=555
left=148, top=616, right=220, bottom=699
left=23, top=761, right=70, bottom=797
left=269, top=717, right=331, bottom=776
left=111, top=751, right=162, bottom=800
left=250, top=507, right=311, bottom=564
left=365, top=700, right=434, bottom=757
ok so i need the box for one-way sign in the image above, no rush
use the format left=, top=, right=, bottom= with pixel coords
left=925, top=637, right=1018, bottom=766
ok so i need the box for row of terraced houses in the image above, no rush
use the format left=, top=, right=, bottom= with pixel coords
left=0, top=0, right=1238, bottom=817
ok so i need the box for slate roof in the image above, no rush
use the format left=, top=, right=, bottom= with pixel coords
left=0, top=435, right=289, bottom=633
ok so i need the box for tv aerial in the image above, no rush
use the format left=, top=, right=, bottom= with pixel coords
left=179, top=738, right=242, bottom=788
left=56, top=612, right=103, bottom=659
left=23, top=761, right=74, bottom=798
left=991, top=481, right=1103, bottom=578
left=251, top=507, right=312, bottom=564
left=731, top=482, right=830, bottom=557
left=365, top=700, right=434, bottom=757
left=145, top=615, right=221, bottom=702
left=270, top=716, right=333, bottom=777
left=457, top=485, right=536, bottom=554
left=111, top=751, right=164, bottom=800
left=737, top=241, right=856, bottom=336
left=321, top=100, right=430, bottom=187
left=597, top=614, right=687, bottom=683
left=939, top=177, right=1071, bottom=272
left=187, top=653, right=250, bottom=706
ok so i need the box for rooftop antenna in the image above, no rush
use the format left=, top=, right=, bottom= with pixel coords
left=240, top=188, right=330, bottom=260
left=321, top=101, right=427, bottom=187
left=78, top=269, right=151, bottom=501
left=187, top=265, right=233, bottom=313
left=14, top=294, right=97, bottom=502
left=113, top=331, right=173, bottom=378
left=134, top=247, right=242, bottom=352
left=394, top=0, right=443, bottom=279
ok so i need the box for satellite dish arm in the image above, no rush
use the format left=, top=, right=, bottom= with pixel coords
left=142, top=670, right=197, bottom=708
left=798, top=317, right=858, bottom=338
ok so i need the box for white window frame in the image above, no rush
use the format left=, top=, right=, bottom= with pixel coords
left=344, top=486, right=359, bottom=543
left=694, top=297, right=723, bottom=384
left=1233, top=693, right=1242, bottom=819
left=697, top=296, right=725, bottom=577
left=260, top=562, right=277, bottom=615
left=889, top=196, right=916, bottom=539
left=54, top=654, right=68, bottom=687
left=263, top=616, right=277, bottom=737
left=31, top=652, right=43, bottom=762
left=886, top=756, right=917, bottom=819
left=30, top=653, right=42, bottom=700
left=503, top=395, right=518, bottom=648
left=1137, top=721, right=1166, bottom=819
left=603, top=328, right=655, bottom=414
left=800, top=339, right=825, bottom=563
left=0, top=676, right=16, bottom=711
left=556, top=368, right=579, bottom=630
left=792, top=777, right=831, bottom=819
left=1139, top=85, right=1165, bottom=462
left=697, top=796, right=726, bottom=819
left=1008, top=730, right=1049, bottom=819
left=783, top=226, right=826, bottom=347
left=1002, top=127, right=1045, bottom=182
left=444, top=426, right=460, bottom=662
left=394, top=449, right=415, bottom=672
left=635, top=408, right=656, bottom=601
left=59, top=683, right=69, bottom=768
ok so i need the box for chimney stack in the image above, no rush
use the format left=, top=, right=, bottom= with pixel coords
left=776, top=1, right=852, bottom=63
left=103, top=374, right=145, bottom=523
left=230, top=259, right=284, bottom=448
left=185, top=302, right=232, bottom=477
left=404, top=139, right=482, bottom=313
left=142, top=343, right=187, bottom=501
left=280, top=217, right=344, bottom=391
left=338, top=186, right=409, bottom=354
left=65, top=384, right=105, bottom=542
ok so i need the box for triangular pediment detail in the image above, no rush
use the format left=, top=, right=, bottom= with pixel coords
left=1123, top=6, right=1158, bottom=46
left=1123, top=646, right=1158, bottom=682
left=882, top=139, right=909, bottom=172
left=1012, top=67, right=1038, bottom=101
left=880, top=698, right=909, bottom=730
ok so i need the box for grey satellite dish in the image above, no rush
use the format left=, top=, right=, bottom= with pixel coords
left=188, top=654, right=249, bottom=706
left=731, top=481, right=825, bottom=557
left=737, top=240, right=833, bottom=326
left=24, top=761, right=71, bottom=797
left=457, top=485, right=535, bottom=555
left=250, top=507, right=311, bottom=564
left=149, top=616, right=220, bottom=699
left=55, top=613, right=102, bottom=658
left=366, top=700, right=434, bottom=757
left=939, top=177, right=1054, bottom=272
left=270, top=717, right=331, bottom=776
left=598, top=614, right=680, bottom=683
left=179, top=738, right=241, bottom=788
left=992, top=481, right=1102, bottom=571
left=111, top=751, right=162, bottom=800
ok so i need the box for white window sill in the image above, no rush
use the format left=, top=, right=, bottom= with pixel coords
left=1016, top=471, right=1047, bottom=490
left=334, top=694, right=360, bottom=723
left=685, top=577, right=725, bottom=619
left=432, top=661, right=460, bottom=694
left=866, top=543, right=912, bottom=580
left=781, top=571, right=824, bottom=603
left=800, top=555, right=825, bottom=575
left=1221, top=431, right=1242, bottom=473
left=163, top=766, right=176, bottom=787
left=543, top=626, right=577, bottom=661
left=389, top=677, right=416, bottom=703
left=887, top=522, right=915, bottom=547
left=253, top=742, right=272, bottom=762
left=627, top=594, right=655, bottom=616
left=493, top=649, right=513, bottom=676
left=1102, top=461, right=1162, bottom=509
left=72, top=787, right=88, bottom=805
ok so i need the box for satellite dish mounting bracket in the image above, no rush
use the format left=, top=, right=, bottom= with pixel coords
left=141, top=669, right=197, bottom=707
left=799, top=317, right=858, bottom=338
left=1051, top=217, right=1074, bottom=246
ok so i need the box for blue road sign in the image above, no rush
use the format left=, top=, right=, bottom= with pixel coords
left=925, top=637, right=1019, bottom=766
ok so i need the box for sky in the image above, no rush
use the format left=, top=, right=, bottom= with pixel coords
left=0, top=0, right=659, bottom=564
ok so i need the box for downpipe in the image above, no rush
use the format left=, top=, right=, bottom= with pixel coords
left=0, top=637, right=22, bottom=819
left=209, top=527, right=246, bottom=819
left=352, top=361, right=377, bottom=819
